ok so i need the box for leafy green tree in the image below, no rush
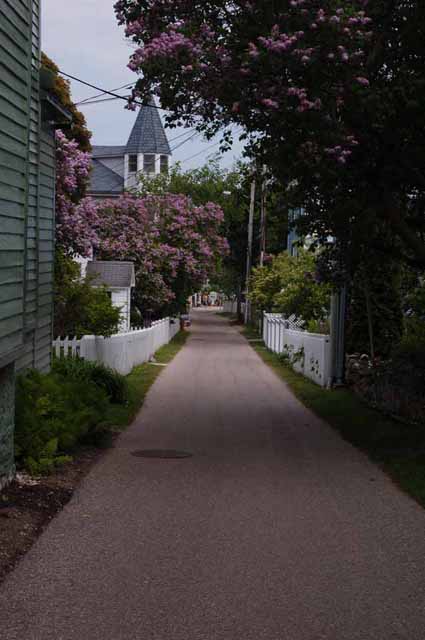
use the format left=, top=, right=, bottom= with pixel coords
left=250, top=250, right=331, bottom=324
left=54, top=252, right=121, bottom=338
left=116, top=0, right=425, bottom=271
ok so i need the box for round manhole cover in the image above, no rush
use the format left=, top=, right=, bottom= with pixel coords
left=131, top=449, right=193, bottom=459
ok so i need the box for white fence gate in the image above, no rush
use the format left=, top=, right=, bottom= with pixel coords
left=263, top=313, right=332, bottom=387
left=53, top=317, right=180, bottom=376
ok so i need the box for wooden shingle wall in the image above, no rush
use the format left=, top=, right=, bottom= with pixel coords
left=0, top=0, right=55, bottom=373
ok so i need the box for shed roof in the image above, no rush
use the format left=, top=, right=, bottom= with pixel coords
left=86, top=261, right=135, bottom=289
left=126, top=96, right=171, bottom=156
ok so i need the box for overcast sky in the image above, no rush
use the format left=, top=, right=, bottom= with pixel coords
left=41, top=0, right=244, bottom=170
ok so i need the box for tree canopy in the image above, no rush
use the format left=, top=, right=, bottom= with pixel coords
left=137, top=159, right=289, bottom=299
left=115, top=1, right=425, bottom=270
left=93, top=193, right=228, bottom=316
left=249, top=250, right=331, bottom=325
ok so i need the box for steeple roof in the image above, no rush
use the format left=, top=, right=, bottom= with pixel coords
left=125, top=96, right=171, bottom=156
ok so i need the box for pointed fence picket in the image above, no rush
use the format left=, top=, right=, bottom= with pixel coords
left=53, top=336, right=81, bottom=358
left=262, top=312, right=333, bottom=388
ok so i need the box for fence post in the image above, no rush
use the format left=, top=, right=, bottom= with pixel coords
left=274, top=319, right=278, bottom=353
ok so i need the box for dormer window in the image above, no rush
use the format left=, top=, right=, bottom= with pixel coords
left=129, top=155, right=138, bottom=173
left=143, top=154, right=156, bottom=174
left=160, top=155, right=169, bottom=175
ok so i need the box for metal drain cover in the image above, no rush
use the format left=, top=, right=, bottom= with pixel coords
left=131, top=449, right=192, bottom=459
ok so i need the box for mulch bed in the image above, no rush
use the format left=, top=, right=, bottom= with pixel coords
left=0, top=446, right=108, bottom=585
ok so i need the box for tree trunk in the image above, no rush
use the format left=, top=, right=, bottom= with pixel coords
left=364, top=281, right=375, bottom=360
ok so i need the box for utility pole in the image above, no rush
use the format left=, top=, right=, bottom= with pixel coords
left=244, top=177, right=256, bottom=324
left=330, top=285, right=347, bottom=386
left=259, top=165, right=267, bottom=267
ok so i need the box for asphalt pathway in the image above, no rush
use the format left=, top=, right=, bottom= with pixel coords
left=1, top=309, right=425, bottom=639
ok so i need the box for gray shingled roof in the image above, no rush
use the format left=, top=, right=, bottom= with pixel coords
left=89, top=159, right=124, bottom=195
left=86, top=261, right=135, bottom=289
left=126, top=97, right=171, bottom=156
left=92, top=146, right=126, bottom=158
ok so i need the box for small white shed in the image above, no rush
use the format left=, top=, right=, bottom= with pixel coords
left=86, top=261, right=136, bottom=333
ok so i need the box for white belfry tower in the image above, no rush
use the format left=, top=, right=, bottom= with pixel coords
left=124, top=96, right=172, bottom=189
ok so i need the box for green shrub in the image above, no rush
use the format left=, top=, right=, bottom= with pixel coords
left=249, top=250, right=331, bottom=323
left=306, top=318, right=330, bottom=334
left=15, top=369, right=110, bottom=474
left=52, top=357, right=128, bottom=404
left=403, top=316, right=425, bottom=343
left=54, top=251, right=121, bottom=338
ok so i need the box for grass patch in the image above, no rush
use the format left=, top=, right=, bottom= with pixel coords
left=104, top=331, right=189, bottom=431
left=242, top=324, right=425, bottom=508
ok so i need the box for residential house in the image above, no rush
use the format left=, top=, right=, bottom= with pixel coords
left=0, top=0, right=68, bottom=487
left=88, top=97, right=172, bottom=199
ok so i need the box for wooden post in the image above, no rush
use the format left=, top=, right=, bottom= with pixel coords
left=330, top=286, right=347, bottom=385
left=259, top=165, right=267, bottom=267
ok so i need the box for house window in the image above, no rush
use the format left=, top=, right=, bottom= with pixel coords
left=129, top=155, right=138, bottom=173
left=160, top=155, right=169, bottom=174
left=143, top=154, right=156, bottom=174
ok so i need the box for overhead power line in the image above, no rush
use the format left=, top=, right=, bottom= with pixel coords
left=59, top=70, right=171, bottom=113
left=170, top=130, right=200, bottom=151
left=167, top=128, right=198, bottom=144
left=79, top=95, right=132, bottom=106
left=180, top=139, right=224, bottom=164
left=76, top=82, right=134, bottom=106
left=179, top=127, right=243, bottom=164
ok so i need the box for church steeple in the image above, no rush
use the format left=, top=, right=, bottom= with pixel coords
left=124, top=96, right=171, bottom=186
left=126, top=96, right=171, bottom=156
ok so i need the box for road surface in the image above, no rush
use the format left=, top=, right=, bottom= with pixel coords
left=1, top=309, right=425, bottom=639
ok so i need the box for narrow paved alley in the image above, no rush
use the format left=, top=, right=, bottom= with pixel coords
left=1, top=310, right=425, bottom=639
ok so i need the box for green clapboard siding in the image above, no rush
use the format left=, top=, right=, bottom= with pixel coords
left=1, top=0, right=58, bottom=483
left=0, top=0, right=31, bottom=363
left=0, top=0, right=56, bottom=375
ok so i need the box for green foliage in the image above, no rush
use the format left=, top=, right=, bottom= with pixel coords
left=15, top=370, right=110, bottom=474
left=52, top=357, right=129, bottom=404
left=279, top=345, right=305, bottom=368
left=403, top=317, right=425, bottom=344
left=14, top=331, right=185, bottom=476
left=390, top=314, right=425, bottom=396
left=137, top=159, right=288, bottom=300
left=306, top=319, right=330, bottom=335
left=249, top=250, right=331, bottom=322
left=346, top=253, right=404, bottom=358
left=54, top=251, right=121, bottom=338
left=404, top=283, right=425, bottom=319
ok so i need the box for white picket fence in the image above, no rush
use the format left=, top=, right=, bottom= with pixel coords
left=263, top=312, right=332, bottom=387
left=53, top=317, right=180, bottom=376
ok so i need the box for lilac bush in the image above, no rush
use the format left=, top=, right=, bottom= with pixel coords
left=55, top=131, right=99, bottom=258
left=93, top=193, right=228, bottom=313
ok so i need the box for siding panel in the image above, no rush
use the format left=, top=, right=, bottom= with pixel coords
left=1, top=0, right=54, bottom=373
